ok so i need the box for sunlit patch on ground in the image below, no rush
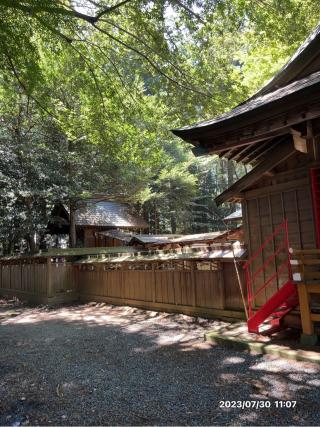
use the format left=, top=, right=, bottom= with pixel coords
left=0, top=298, right=320, bottom=426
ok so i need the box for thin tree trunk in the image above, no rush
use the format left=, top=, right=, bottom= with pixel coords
left=69, top=201, right=77, bottom=248
left=25, top=198, right=38, bottom=253
left=154, top=202, right=158, bottom=234
left=170, top=212, right=177, bottom=234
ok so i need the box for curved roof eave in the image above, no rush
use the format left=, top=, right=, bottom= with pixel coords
left=172, top=70, right=320, bottom=139
left=172, top=23, right=320, bottom=141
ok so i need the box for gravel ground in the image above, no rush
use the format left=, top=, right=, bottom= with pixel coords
left=1, top=299, right=320, bottom=426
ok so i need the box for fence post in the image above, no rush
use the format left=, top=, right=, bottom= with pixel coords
left=191, top=262, right=196, bottom=307
left=152, top=263, right=156, bottom=303
left=0, top=261, right=3, bottom=290
left=47, top=257, right=53, bottom=298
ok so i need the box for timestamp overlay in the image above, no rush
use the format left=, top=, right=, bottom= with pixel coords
left=219, top=400, right=297, bottom=410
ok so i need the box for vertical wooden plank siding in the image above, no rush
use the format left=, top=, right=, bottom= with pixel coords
left=77, top=260, right=244, bottom=314
left=243, top=171, right=316, bottom=308
left=0, top=261, right=48, bottom=296
left=152, top=263, right=156, bottom=303
left=225, top=262, right=247, bottom=310
left=256, top=198, right=267, bottom=307
left=0, top=258, right=246, bottom=317
left=2, top=264, right=10, bottom=289
left=266, top=194, right=278, bottom=300
left=47, top=258, right=53, bottom=297
left=191, top=263, right=196, bottom=306
left=51, top=262, right=78, bottom=295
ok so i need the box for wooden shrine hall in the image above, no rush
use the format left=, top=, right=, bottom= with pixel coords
left=173, top=23, right=320, bottom=344
left=48, top=199, right=148, bottom=247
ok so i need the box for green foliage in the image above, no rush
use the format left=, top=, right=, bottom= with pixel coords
left=0, top=0, right=319, bottom=250
left=145, top=163, right=197, bottom=233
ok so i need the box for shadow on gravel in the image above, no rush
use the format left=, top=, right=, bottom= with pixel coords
left=0, top=301, right=319, bottom=426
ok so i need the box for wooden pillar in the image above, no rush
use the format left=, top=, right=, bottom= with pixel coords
left=314, top=135, right=320, bottom=161
left=298, top=282, right=318, bottom=345
left=297, top=283, right=313, bottom=335
left=47, top=257, right=53, bottom=298
left=306, top=120, right=320, bottom=160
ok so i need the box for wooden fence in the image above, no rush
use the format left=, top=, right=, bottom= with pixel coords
left=77, top=260, right=243, bottom=318
left=0, top=257, right=246, bottom=318
left=0, top=260, right=48, bottom=303
left=0, top=258, right=78, bottom=304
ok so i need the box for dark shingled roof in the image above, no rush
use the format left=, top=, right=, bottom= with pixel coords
left=252, top=24, right=320, bottom=98
left=172, top=24, right=320, bottom=142
left=171, top=24, right=320, bottom=207
left=75, top=200, right=148, bottom=229
left=172, top=70, right=320, bottom=138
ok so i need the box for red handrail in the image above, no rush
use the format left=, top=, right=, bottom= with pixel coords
left=243, top=219, right=291, bottom=318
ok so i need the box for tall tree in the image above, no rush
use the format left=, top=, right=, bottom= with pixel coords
left=0, top=0, right=319, bottom=251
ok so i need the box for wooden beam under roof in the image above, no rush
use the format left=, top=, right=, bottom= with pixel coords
left=198, top=102, right=320, bottom=154
left=218, top=150, right=230, bottom=158
left=225, top=147, right=247, bottom=160
left=242, top=136, right=289, bottom=165
left=248, top=144, right=281, bottom=167
left=231, top=144, right=256, bottom=162
left=217, top=142, right=267, bottom=163
left=215, top=138, right=297, bottom=206
left=204, top=126, right=292, bottom=153
left=239, top=139, right=274, bottom=164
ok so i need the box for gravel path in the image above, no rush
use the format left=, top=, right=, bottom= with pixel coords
left=0, top=299, right=320, bottom=426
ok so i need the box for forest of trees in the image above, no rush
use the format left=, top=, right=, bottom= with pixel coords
left=0, top=0, right=319, bottom=252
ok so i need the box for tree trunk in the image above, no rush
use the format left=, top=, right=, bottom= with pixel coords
left=39, top=232, right=47, bottom=250
left=69, top=201, right=77, bottom=248
left=170, top=212, right=177, bottom=234
left=227, top=160, right=235, bottom=186
left=27, top=233, right=37, bottom=253
left=154, top=202, right=158, bottom=234
left=4, top=240, right=12, bottom=256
